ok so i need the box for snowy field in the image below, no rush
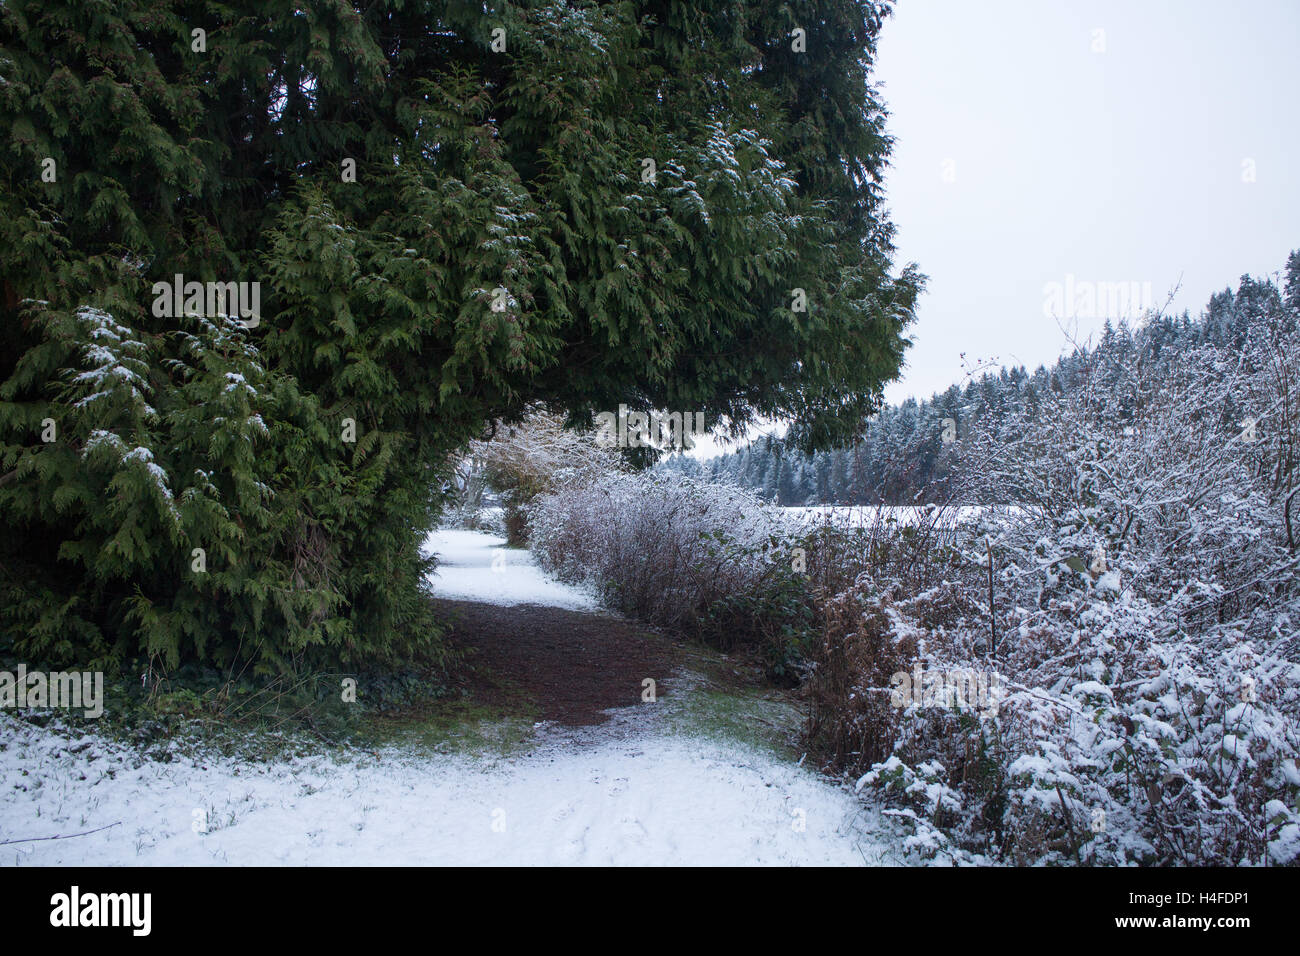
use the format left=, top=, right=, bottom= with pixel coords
left=0, top=529, right=900, bottom=866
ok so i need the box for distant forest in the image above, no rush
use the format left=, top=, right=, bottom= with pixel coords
left=661, top=253, right=1300, bottom=505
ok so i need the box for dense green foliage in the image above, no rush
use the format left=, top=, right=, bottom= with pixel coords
left=0, top=1, right=917, bottom=673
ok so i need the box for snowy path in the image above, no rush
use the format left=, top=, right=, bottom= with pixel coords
left=423, top=528, right=600, bottom=610
left=0, top=715, right=892, bottom=866
left=0, top=530, right=898, bottom=866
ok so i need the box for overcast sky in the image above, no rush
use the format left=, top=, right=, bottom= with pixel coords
left=875, top=0, right=1300, bottom=405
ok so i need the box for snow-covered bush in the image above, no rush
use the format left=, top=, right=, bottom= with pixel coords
left=814, top=523, right=1299, bottom=863
left=454, top=408, right=625, bottom=544
left=530, top=471, right=773, bottom=619
left=812, top=311, right=1300, bottom=865
left=531, top=471, right=972, bottom=680
left=530, top=471, right=824, bottom=672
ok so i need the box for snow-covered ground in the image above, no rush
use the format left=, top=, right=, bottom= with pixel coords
left=0, top=713, right=894, bottom=866
left=0, top=529, right=900, bottom=866
left=423, top=528, right=600, bottom=610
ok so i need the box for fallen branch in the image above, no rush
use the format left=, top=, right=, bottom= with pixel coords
left=0, top=821, right=121, bottom=846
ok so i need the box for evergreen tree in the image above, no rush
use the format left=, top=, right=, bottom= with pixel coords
left=1, top=1, right=918, bottom=672
left=1284, top=250, right=1300, bottom=315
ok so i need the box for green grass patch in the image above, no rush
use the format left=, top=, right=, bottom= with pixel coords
left=358, top=695, right=541, bottom=757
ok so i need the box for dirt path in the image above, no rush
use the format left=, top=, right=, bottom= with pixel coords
left=434, top=598, right=683, bottom=726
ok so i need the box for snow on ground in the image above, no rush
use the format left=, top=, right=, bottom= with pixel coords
left=0, top=714, right=896, bottom=866
left=424, top=528, right=600, bottom=611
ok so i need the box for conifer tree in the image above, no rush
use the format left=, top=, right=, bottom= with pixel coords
left=0, top=1, right=918, bottom=672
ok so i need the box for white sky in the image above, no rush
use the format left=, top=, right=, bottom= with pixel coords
left=875, top=0, right=1300, bottom=404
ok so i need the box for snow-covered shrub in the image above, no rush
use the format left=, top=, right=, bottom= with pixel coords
left=815, top=313, right=1300, bottom=865
left=530, top=471, right=825, bottom=671
left=532, top=472, right=972, bottom=680
left=856, top=756, right=968, bottom=862
left=455, top=407, right=625, bottom=544
left=530, top=470, right=774, bottom=621
left=823, top=543, right=1299, bottom=864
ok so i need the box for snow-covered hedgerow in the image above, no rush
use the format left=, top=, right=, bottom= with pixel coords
left=815, top=562, right=1299, bottom=865
left=524, top=299, right=1300, bottom=865
left=529, top=471, right=969, bottom=680
left=530, top=471, right=774, bottom=620
left=529, top=472, right=821, bottom=668
left=817, top=319, right=1300, bottom=866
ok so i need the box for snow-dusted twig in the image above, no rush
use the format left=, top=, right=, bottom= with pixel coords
left=0, top=821, right=121, bottom=846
